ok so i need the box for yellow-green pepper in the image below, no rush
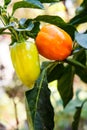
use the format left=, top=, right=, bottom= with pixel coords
left=10, top=40, right=40, bottom=89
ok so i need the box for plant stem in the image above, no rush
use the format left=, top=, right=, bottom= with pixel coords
left=12, top=98, right=19, bottom=130
left=0, top=15, right=6, bottom=25
left=1, top=32, right=12, bottom=35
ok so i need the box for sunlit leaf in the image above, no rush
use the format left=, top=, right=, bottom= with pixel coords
left=15, top=22, right=34, bottom=32
left=19, top=18, right=27, bottom=26
left=12, top=0, right=44, bottom=14
left=25, top=0, right=44, bottom=8
left=75, top=32, right=87, bottom=49
left=39, top=0, right=62, bottom=3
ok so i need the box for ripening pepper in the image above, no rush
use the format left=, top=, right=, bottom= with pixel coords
left=35, top=24, right=72, bottom=60
left=10, top=40, right=40, bottom=89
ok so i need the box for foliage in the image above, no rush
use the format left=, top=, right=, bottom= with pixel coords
left=25, top=67, right=54, bottom=130
left=0, top=0, right=87, bottom=130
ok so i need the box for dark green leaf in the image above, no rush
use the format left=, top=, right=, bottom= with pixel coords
left=22, top=19, right=32, bottom=27
left=25, top=31, right=36, bottom=38
left=65, top=58, right=86, bottom=70
left=76, top=0, right=87, bottom=15
left=34, top=15, right=76, bottom=39
left=69, top=0, right=87, bottom=25
left=73, top=48, right=87, bottom=83
left=58, top=65, right=74, bottom=107
left=30, top=22, right=40, bottom=37
left=73, top=48, right=86, bottom=65
left=12, top=0, right=44, bottom=14
left=47, top=62, right=65, bottom=83
left=72, top=100, right=87, bottom=130
left=81, top=0, right=87, bottom=5
left=69, top=12, right=87, bottom=25
left=19, top=18, right=33, bottom=29
left=25, top=21, right=40, bottom=38
left=74, top=55, right=87, bottom=83
left=76, top=6, right=86, bottom=16
left=0, top=27, right=6, bottom=34
left=41, top=61, right=51, bottom=70
left=25, top=69, right=54, bottom=130
left=75, top=32, right=87, bottom=49
left=15, top=19, right=40, bottom=38
left=34, top=15, right=65, bottom=25
left=72, top=106, right=82, bottom=130
left=70, top=49, right=87, bottom=83
left=41, top=61, right=65, bottom=83
left=0, top=23, right=15, bottom=34
left=4, top=0, right=11, bottom=5
left=75, top=66, right=87, bottom=83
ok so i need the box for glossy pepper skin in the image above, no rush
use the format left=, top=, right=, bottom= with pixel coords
left=35, top=24, right=72, bottom=61
left=10, top=41, right=40, bottom=89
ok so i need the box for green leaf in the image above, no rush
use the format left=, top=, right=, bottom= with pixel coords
left=76, top=0, right=87, bottom=15
left=19, top=18, right=27, bottom=27
left=34, top=15, right=76, bottom=39
left=69, top=0, right=87, bottom=25
left=72, top=106, right=82, bottom=130
left=41, top=61, right=65, bottom=83
left=16, top=21, right=34, bottom=32
left=4, top=0, right=11, bottom=5
left=25, top=0, right=44, bottom=8
left=72, top=47, right=87, bottom=83
left=0, top=23, right=15, bottom=34
left=18, top=18, right=34, bottom=31
left=57, top=65, right=74, bottom=107
left=65, top=58, right=86, bottom=70
left=72, top=100, right=87, bottom=130
left=13, top=19, right=40, bottom=38
left=47, top=62, right=65, bottom=83
left=69, top=13, right=87, bottom=25
left=25, top=69, right=54, bottom=130
left=24, top=21, right=40, bottom=38
left=12, top=0, right=44, bottom=15
left=73, top=48, right=86, bottom=65
left=75, top=66, right=87, bottom=83
left=65, top=57, right=87, bottom=82
left=75, top=32, right=87, bottom=49
left=34, top=15, right=65, bottom=25
left=39, top=0, right=62, bottom=3
left=29, top=22, right=40, bottom=37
